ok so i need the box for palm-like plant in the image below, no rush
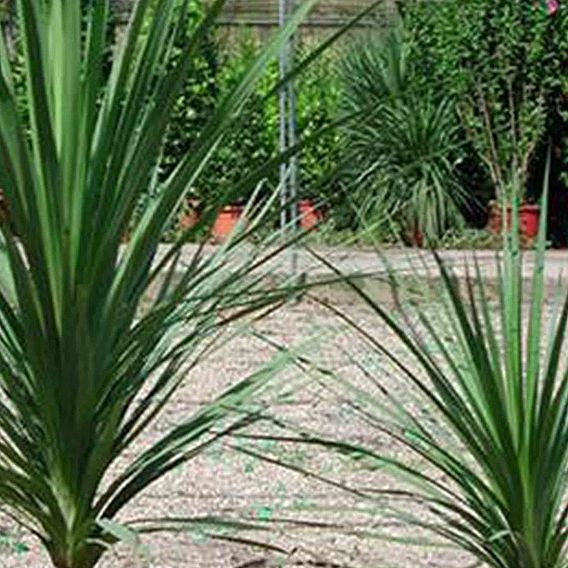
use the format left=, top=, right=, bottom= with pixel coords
left=340, top=27, right=466, bottom=243
left=0, top=0, right=319, bottom=566
left=359, top=97, right=466, bottom=243
left=294, top=183, right=568, bottom=567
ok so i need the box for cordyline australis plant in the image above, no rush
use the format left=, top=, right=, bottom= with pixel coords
left=326, top=183, right=568, bottom=567
left=0, top=0, right=321, bottom=566
left=257, top=173, right=568, bottom=567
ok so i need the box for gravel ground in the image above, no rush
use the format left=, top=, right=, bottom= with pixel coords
left=0, top=282, right=538, bottom=568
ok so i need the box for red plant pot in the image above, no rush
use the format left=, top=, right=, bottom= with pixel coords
left=488, top=201, right=541, bottom=243
left=298, top=199, right=323, bottom=231
left=403, top=227, right=424, bottom=248
left=179, top=199, right=201, bottom=231
left=519, top=203, right=540, bottom=239
left=212, top=204, right=245, bottom=242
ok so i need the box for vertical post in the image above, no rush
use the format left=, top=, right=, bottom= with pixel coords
left=279, top=0, right=299, bottom=277
left=287, top=0, right=299, bottom=275
left=278, top=0, right=288, bottom=234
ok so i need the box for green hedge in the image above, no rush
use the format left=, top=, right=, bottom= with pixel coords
left=193, top=36, right=343, bottom=216
left=5, top=0, right=343, bottom=238
left=158, top=0, right=218, bottom=181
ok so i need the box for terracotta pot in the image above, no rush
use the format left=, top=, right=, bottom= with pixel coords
left=403, top=227, right=424, bottom=248
left=179, top=199, right=201, bottom=231
left=488, top=201, right=541, bottom=242
left=298, top=199, right=323, bottom=230
left=519, top=204, right=540, bottom=239
left=212, top=204, right=245, bottom=242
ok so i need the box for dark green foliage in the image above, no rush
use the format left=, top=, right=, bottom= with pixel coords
left=159, top=0, right=218, bottom=182
left=128, top=0, right=217, bottom=235
left=293, top=47, right=342, bottom=203
left=199, top=36, right=276, bottom=207
left=403, top=0, right=568, bottom=201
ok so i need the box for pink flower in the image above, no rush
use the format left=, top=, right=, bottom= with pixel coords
left=547, top=0, right=560, bottom=15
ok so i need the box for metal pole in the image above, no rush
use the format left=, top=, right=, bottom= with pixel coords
left=279, top=0, right=300, bottom=278
left=287, top=0, right=299, bottom=276
left=278, top=0, right=288, bottom=233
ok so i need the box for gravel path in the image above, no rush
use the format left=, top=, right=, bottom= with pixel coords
left=162, top=244, right=568, bottom=291
left=1, top=267, right=556, bottom=568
